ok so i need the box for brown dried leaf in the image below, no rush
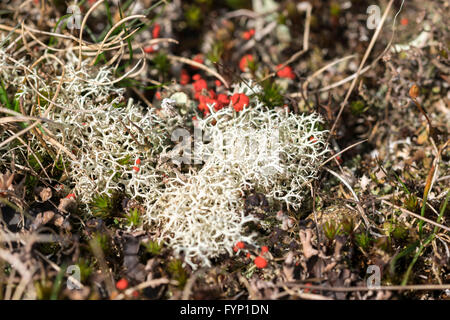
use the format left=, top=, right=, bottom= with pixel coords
left=299, top=229, right=318, bottom=259
left=38, top=187, right=52, bottom=202
left=409, top=84, right=420, bottom=99
left=0, top=170, right=15, bottom=196
left=282, top=251, right=295, bottom=282
left=417, top=129, right=428, bottom=145
left=58, top=198, right=76, bottom=213
left=53, top=214, right=72, bottom=231
left=31, top=210, right=55, bottom=230
left=53, top=214, right=65, bottom=227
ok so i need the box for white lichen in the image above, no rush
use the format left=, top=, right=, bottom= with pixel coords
left=0, top=47, right=329, bottom=269
left=196, top=100, right=329, bottom=209
left=148, top=171, right=258, bottom=268
left=147, top=89, right=328, bottom=267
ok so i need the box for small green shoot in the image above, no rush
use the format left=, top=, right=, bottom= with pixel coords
left=168, top=259, right=188, bottom=288
left=143, top=240, right=162, bottom=256
left=153, top=52, right=170, bottom=77
left=90, top=194, right=115, bottom=219
left=323, top=221, right=342, bottom=242
left=355, top=232, right=371, bottom=250
left=256, top=80, right=284, bottom=108
left=126, top=208, right=141, bottom=227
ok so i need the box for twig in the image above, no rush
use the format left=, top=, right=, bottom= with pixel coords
left=329, top=0, right=395, bottom=138
left=319, top=139, right=367, bottom=168
left=90, top=15, right=146, bottom=65
left=325, top=168, right=371, bottom=228
left=77, top=0, right=105, bottom=69
left=114, top=278, right=176, bottom=300
left=291, top=55, right=356, bottom=99
left=167, top=54, right=229, bottom=88
left=381, top=200, right=450, bottom=233
left=285, top=282, right=450, bottom=292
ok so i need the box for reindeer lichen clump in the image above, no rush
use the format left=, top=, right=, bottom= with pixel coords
left=0, top=47, right=328, bottom=268
left=149, top=82, right=329, bottom=267
left=14, top=54, right=170, bottom=206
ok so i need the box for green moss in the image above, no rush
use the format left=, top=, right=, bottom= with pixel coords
left=36, top=89, right=52, bottom=108
left=277, top=13, right=287, bottom=25
left=341, top=218, right=354, bottom=236
left=392, top=225, right=408, bottom=240
left=112, top=101, right=126, bottom=109
left=330, top=2, right=341, bottom=17
left=25, top=175, right=38, bottom=190
left=323, top=221, right=342, bottom=242
left=77, top=258, right=94, bottom=283
left=185, top=5, right=202, bottom=28
left=90, top=194, right=115, bottom=219
left=153, top=52, right=170, bottom=77
left=168, top=259, right=188, bottom=288
left=207, top=41, right=224, bottom=64
left=143, top=240, right=162, bottom=256
left=117, top=154, right=131, bottom=166
left=28, top=152, right=45, bottom=172
left=350, top=100, right=367, bottom=115
left=405, top=194, right=418, bottom=212
left=256, top=80, right=284, bottom=108
left=126, top=208, right=141, bottom=227
left=355, top=232, right=372, bottom=250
